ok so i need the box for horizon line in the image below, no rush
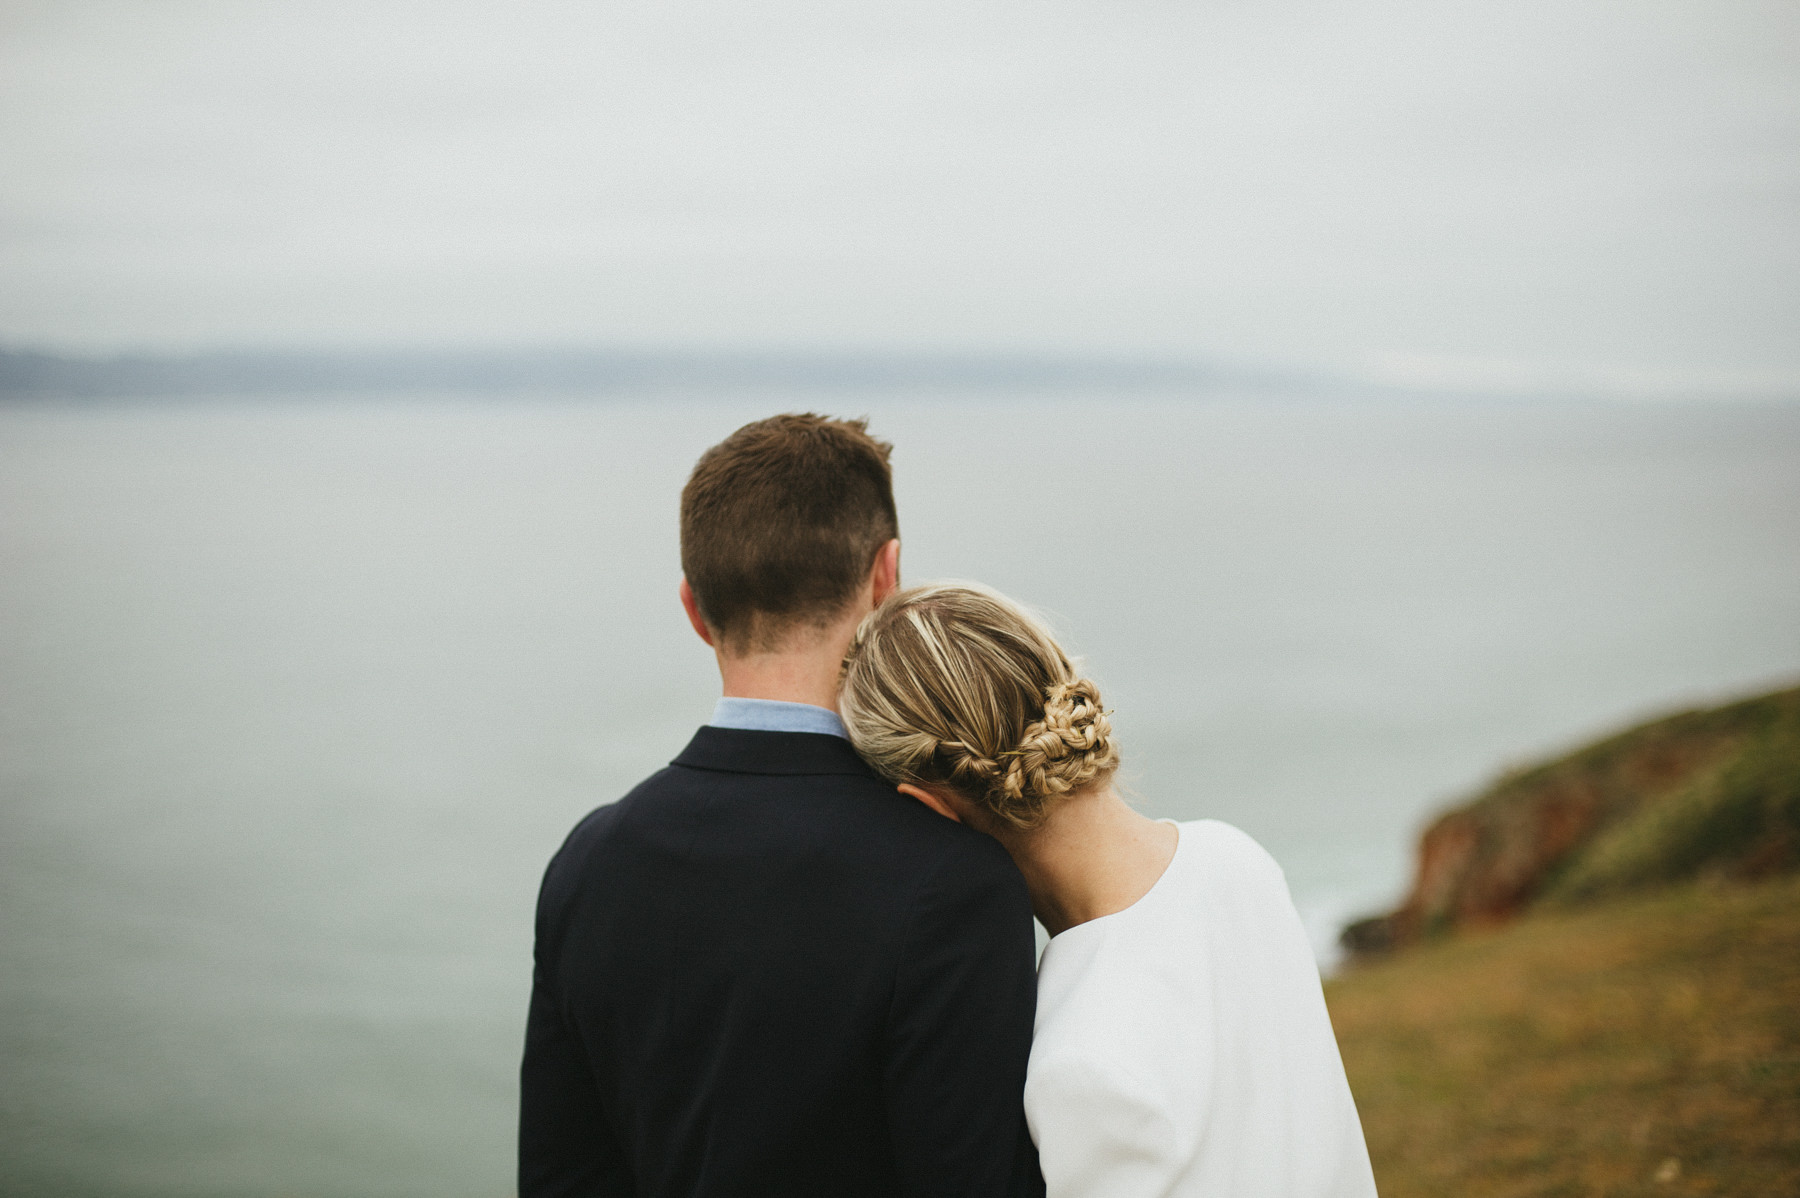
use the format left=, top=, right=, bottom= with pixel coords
left=2, top=343, right=1796, bottom=404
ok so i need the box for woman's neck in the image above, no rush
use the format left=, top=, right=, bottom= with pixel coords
left=994, top=786, right=1179, bottom=937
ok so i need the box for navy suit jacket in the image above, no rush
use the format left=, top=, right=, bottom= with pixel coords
left=519, top=726, right=1045, bottom=1198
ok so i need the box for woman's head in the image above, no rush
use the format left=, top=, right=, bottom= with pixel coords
left=839, top=583, right=1119, bottom=829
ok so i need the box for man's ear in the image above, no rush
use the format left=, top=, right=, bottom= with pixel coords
left=870, top=538, right=901, bottom=607
left=678, top=577, right=716, bottom=647
left=897, top=782, right=962, bottom=823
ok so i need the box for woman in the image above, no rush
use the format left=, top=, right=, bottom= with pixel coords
left=839, top=583, right=1378, bottom=1198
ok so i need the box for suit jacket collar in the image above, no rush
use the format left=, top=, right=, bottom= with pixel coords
left=672, top=725, right=882, bottom=778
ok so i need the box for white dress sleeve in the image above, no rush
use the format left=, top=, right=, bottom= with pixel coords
left=1025, top=821, right=1379, bottom=1198
left=1027, top=1052, right=1184, bottom=1198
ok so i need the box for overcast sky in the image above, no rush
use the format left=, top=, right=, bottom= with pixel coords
left=1, top=0, right=1796, bottom=393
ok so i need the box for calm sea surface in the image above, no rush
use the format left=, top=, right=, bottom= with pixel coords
left=4, top=390, right=1798, bottom=1196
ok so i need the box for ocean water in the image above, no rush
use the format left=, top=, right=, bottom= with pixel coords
left=2, top=390, right=1797, bottom=1197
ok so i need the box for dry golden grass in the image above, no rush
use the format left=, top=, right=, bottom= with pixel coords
left=1325, top=874, right=1800, bottom=1197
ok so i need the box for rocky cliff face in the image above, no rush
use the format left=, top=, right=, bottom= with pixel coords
left=1342, top=686, right=1800, bottom=958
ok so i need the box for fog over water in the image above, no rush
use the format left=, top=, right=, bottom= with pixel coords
left=3, top=0, right=1798, bottom=392
left=2, top=390, right=1797, bottom=1196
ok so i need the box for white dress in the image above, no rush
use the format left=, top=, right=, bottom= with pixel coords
left=1026, top=820, right=1378, bottom=1198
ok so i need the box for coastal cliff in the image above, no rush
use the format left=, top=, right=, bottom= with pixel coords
left=1342, top=684, right=1800, bottom=957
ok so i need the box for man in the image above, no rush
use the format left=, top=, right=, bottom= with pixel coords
left=519, top=414, right=1044, bottom=1197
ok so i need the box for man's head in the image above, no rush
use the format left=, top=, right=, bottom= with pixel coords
left=680, top=414, right=899, bottom=655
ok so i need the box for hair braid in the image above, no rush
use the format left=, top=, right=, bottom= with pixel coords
left=839, top=583, right=1121, bottom=829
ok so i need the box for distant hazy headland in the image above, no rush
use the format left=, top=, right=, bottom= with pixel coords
left=0, top=346, right=1299, bottom=400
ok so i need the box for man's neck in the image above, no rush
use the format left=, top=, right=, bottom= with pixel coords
left=714, top=619, right=860, bottom=712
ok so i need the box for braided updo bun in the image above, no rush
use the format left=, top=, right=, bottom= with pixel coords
left=839, top=583, right=1120, bottom=829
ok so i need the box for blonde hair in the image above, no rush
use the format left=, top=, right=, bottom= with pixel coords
left=839, top=583, right=1119, bottom=829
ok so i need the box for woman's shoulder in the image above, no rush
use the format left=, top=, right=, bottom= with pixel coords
left=1174, top=818, right=1286, bottom=886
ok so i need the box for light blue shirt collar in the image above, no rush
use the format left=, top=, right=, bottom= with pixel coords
left=709, top=696, right=849, bottom=740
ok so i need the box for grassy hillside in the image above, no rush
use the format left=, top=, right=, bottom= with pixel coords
left=1344, top=686, right=1800, bottom=956
left=1547, top=692, right=1800, bottom=904
left=1326, top=874, right=1800, bottom=1197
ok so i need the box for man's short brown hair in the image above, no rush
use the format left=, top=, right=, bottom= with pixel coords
left=681, top=413, right=898, bottom=652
